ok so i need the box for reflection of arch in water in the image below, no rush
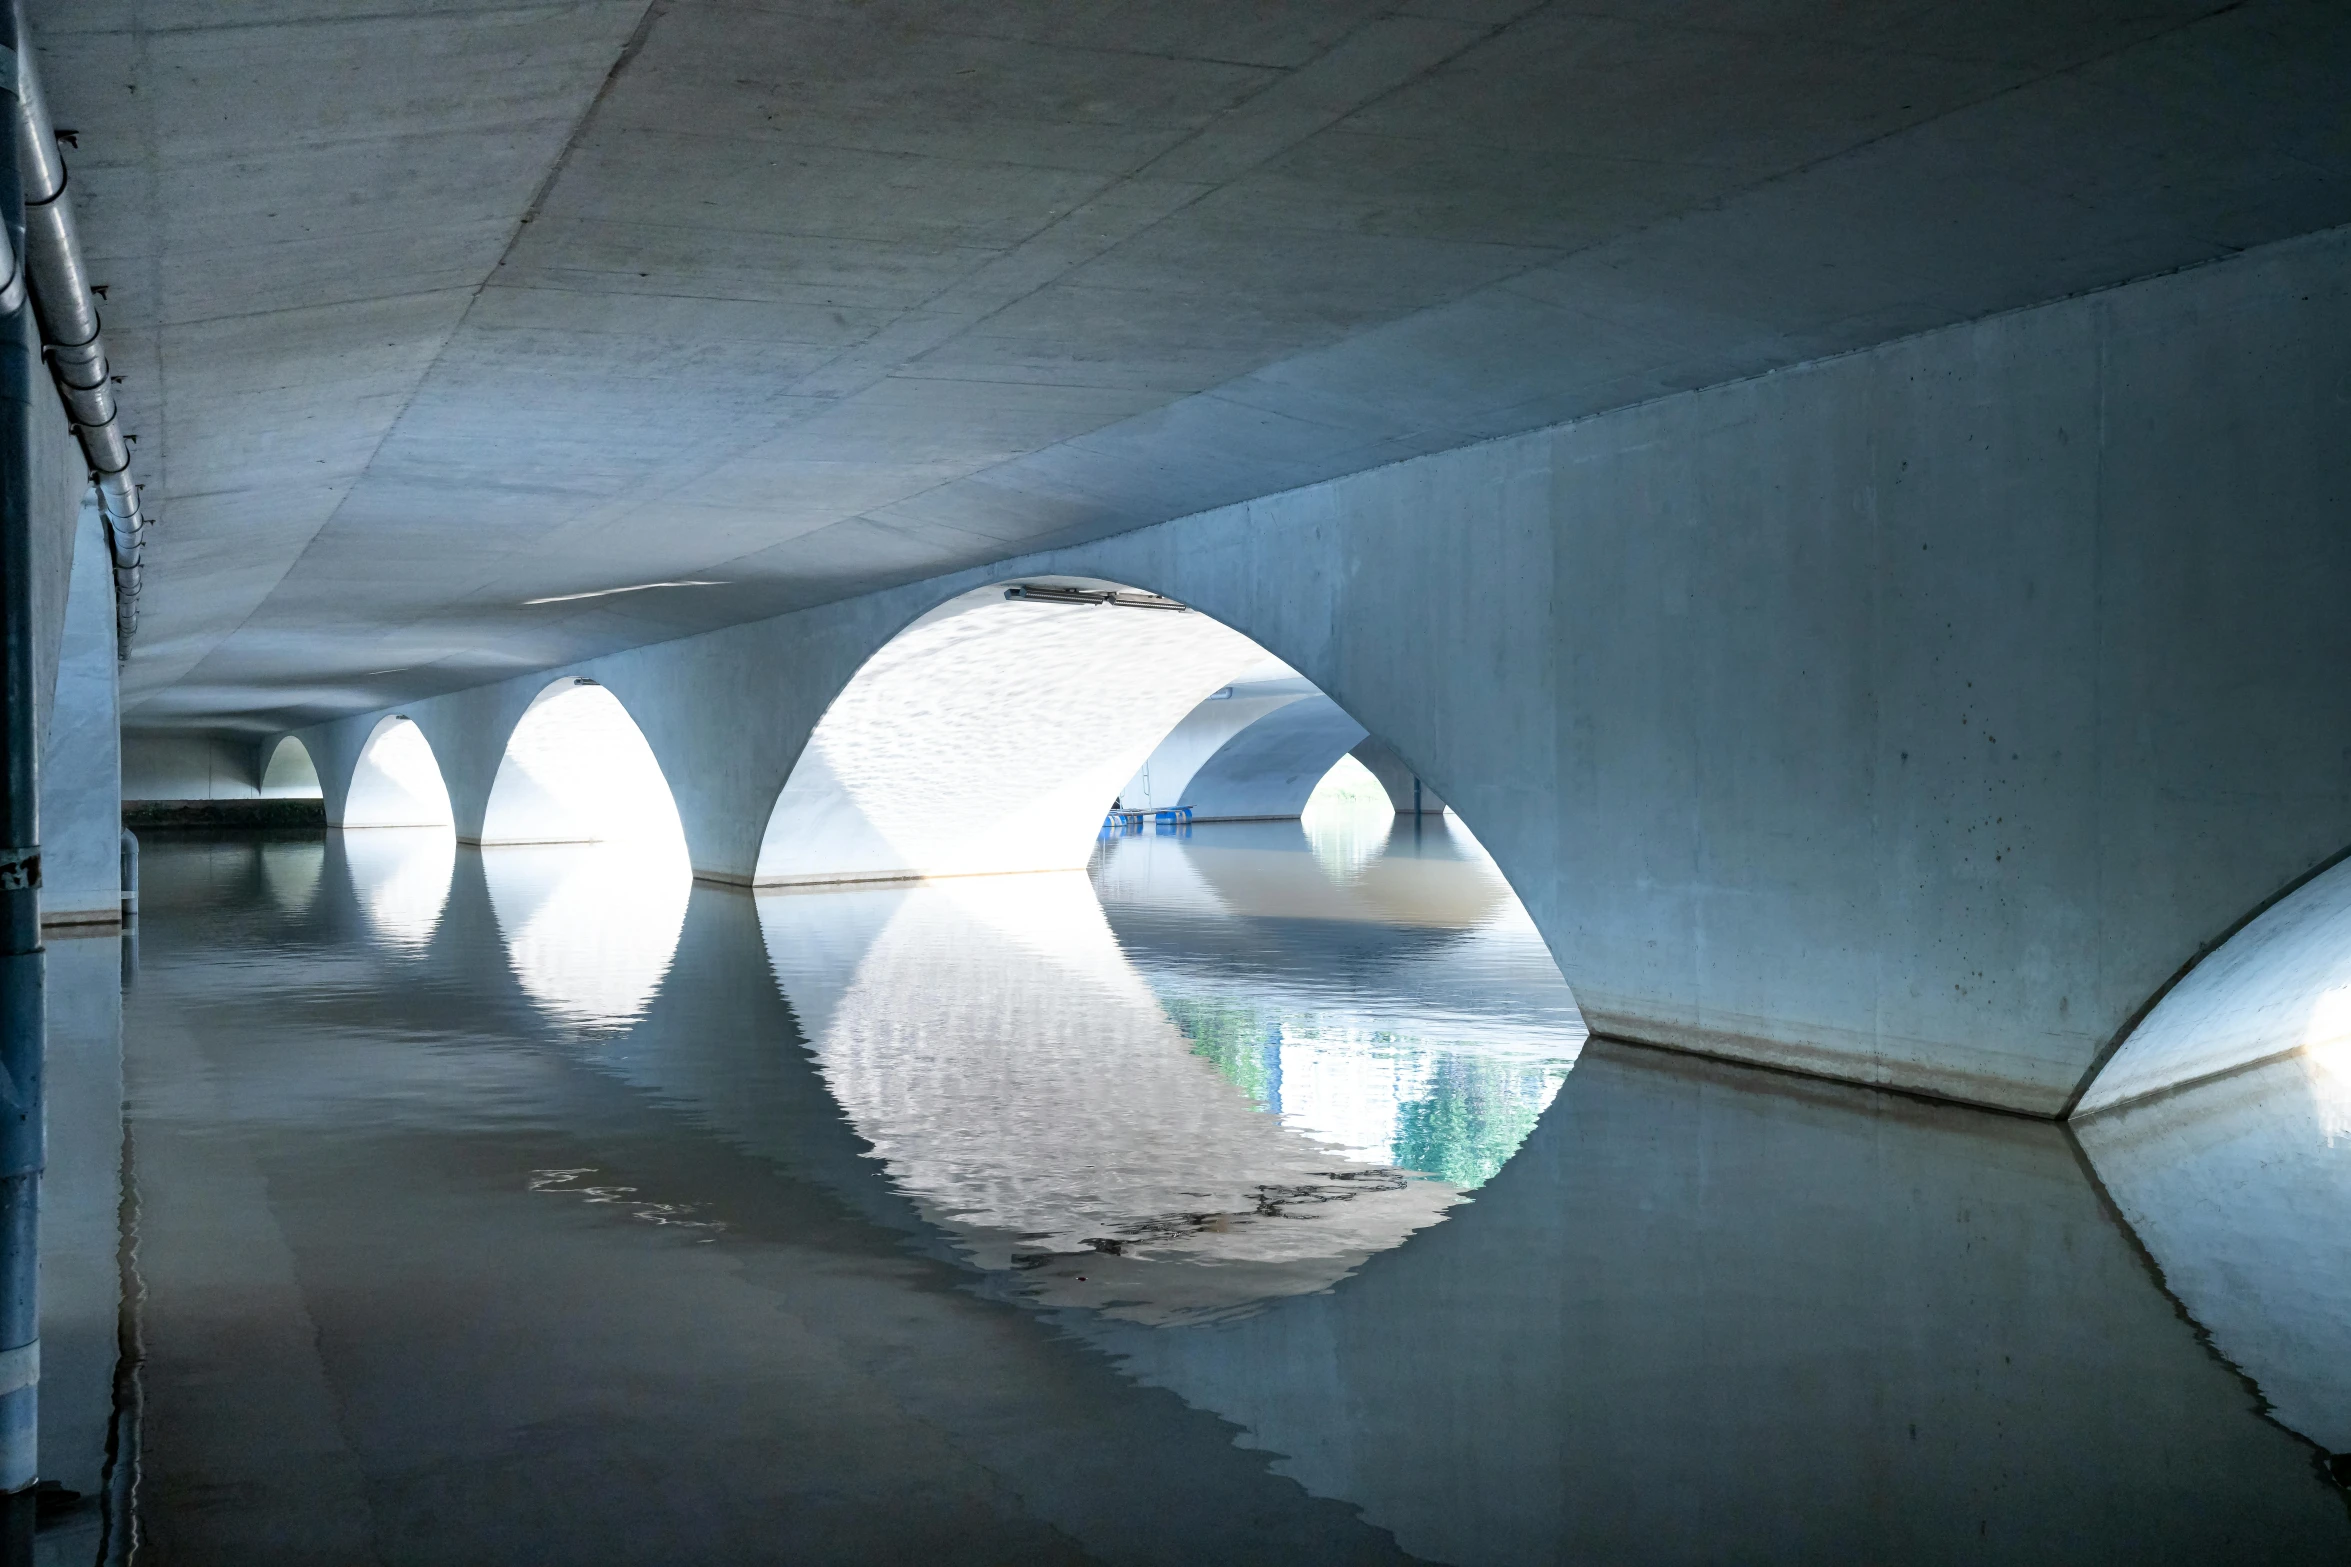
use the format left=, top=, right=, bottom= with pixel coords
left=484, top=843, right=691, bottom=1034
left=344, top=716, right=455, bottom=829
left=2075, top=1054, right=2351, bottom=1462
left=261, top=839, right=325, bottom=917
left=479, top=679, right=687, bottom=851
left=756, top=873, right=1464, bottom=1322
left=343, top=829, right=455, bottom=953
left=2070, top=851, right=2351, bottom=1463
left=260, top=735, right=323, bottom=799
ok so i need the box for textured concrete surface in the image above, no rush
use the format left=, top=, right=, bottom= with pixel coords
left=291, top=231, right=2351, bottom=1112
left=1122, top=683, right=1383, bottom=820
left=121, top=733, right=260, bottom=803
left=25, top=376, right=82, bottom=749
left=39, top=506, right=124, bottom=923
left=32, top=0, right=2351, bottom=731
left=1177, top=694, right=1372, bottom=820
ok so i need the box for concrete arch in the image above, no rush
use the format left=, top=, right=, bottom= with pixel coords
left=2074, top=852, right=2351, bottom=1115
left=1116, top=677, right=1372, bottom=822
left=283, top=232, right=2351, bottom=1114
left=342, top=716, right=455, bottom=829
left=477, top=678, right=687, bottom=850
left=1169, top=694, right=1370, bottom=822
left=753, top=581, right=1269, bottom=886
left=259, top=735, right=322, bottom=799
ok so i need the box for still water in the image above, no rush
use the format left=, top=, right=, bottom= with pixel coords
left=104, top=822, right=2351, bottom=1563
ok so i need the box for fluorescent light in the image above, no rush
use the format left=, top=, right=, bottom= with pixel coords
left=524, top=580, right=724, bottom=606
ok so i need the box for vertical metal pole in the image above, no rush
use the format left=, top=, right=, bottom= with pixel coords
left=0, top=8, right=45, bottom=1549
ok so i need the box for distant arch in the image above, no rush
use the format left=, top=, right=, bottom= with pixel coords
left=478, top=678, right=686, bottom=850
left=1118, top=683, right=1449, bottom=823
left=259, top=735, right=323, bottom=799
left=343, top=716, right=455, bottom=829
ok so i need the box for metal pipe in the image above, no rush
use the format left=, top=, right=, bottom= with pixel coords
left=0, top=6, right=45, bottom=1533
left=11, top=10, right=142, bottom=651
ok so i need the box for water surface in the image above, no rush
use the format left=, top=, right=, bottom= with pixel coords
left=107, top=824, right=2351, bottom=1564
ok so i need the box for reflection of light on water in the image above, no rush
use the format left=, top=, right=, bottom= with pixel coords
left=1300, top=754, right=1390, bottom=882
left=344, top=828, right=455, bottom=952
left=262, top=840, right=324, bottom=917
left=485, top=842, right=692, bottom=1033
left=1100, top=823, right=1584, bottom=1190
left=2301, top=984, right=2351, bottom=1143
left=1166, top=1002, right=1574, bottom=1191
left=757, top=872, right=1466, bottom=1322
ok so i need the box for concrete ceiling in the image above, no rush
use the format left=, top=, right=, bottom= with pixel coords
left=32, top=0, right=2351, bottom=732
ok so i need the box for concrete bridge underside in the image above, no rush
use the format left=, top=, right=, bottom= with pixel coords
left=268, top=230, right=2351, bottom=1119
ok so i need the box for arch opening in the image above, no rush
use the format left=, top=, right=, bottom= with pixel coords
left=748, top=576, right=1585, bottom=1321
left=260, top=735, right=322, bottom=799
left=754, top=581, right=1271, bottom=886
left=476, top=678, right=692, bottom=1033
left=479, top=679, right=687, bottom=852
left=2077, top=853, right=2351, bottom=1115
left=344, top=716, right=455, bottom=829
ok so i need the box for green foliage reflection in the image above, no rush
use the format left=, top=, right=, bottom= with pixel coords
left=1158, top=993, right=1569, bottom=1191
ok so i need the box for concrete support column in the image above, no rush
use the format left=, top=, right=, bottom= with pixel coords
left=1349, top=737, right=1446, bottom=816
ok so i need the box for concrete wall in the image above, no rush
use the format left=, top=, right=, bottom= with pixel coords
left=29, top=375, right=83, bottom=750
left=40, top=505, right=123, bottom=924
left=1122, top=683, right=1400, bottom=821
left=1347, top=738, right=1445, bottom=817
left=1118, top=680, right=1315, bottom=814
left=1179, top=695, right=1371, bottom=821
left=122, top=732, right=260, bottom=802
left=296, top=227, right=2351, bottom=1115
